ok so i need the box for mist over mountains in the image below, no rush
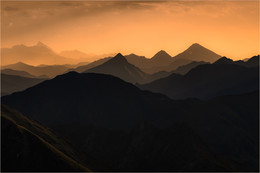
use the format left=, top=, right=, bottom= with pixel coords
left=1, top=42, right=259, bottom=172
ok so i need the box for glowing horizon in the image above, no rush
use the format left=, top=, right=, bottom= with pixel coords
left=1, top=1, right=259, bottom=62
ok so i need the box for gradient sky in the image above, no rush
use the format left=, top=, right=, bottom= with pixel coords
left=1, top=0, right=259, bottom=60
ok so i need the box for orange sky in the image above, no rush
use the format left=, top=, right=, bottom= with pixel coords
left=1, top=1, right=259, bottom=60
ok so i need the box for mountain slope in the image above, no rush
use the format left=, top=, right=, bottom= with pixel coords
left=1, top=74, right=47, bottom=96
left=2, top=72, right=258, bottom=171
left=1, top=105, right=92, bottom=172
left=84, top=53, right=147, bottom=83
left=140, top=56, right=259, bottom=99
left=173, top=43, right=221, bottom=63
left=70, top=56, right=113, bottom=73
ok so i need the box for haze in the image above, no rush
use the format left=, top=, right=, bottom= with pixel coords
left=1, top=1, right=259, bottom=61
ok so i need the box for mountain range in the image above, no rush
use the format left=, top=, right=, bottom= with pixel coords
left=1, top=42, right=75, bottom=66
left=140, top=55, right=259, bottom=99
left=2, top=71, right=259, bottom=171
left=68, top=43, right=221, bottom=74
left=2, top=62, right=70, bottom=78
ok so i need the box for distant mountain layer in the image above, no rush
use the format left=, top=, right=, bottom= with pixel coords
left=173, top=43, right=221, bottom=63
left=83, top=53, right=174, bottom=84
left=1, top=42, right=81, bottom=66
left=1, top=68, right=47, bottom=78
left=140, top=56, right=259, bottom=99
left=2, top=72, right=258, bottom=171
left=172, top=61, right=209, bottom=75
left=1, top=74, right=47, bottom=96
left=84, top=53, right=147, bottom=83
left=1, top=105, right=92, bottom=172
left=70, top=43, right=221, bottom=74
left=2, top=62, right=70, bottom=78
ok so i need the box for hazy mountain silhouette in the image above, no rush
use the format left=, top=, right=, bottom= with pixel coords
left=2, top=72, right=258, bottom=171
left=172, top=61, right=209, bottom=75
left=1, top=74, right=47, bottom=96
left=60, top=49, right=115, bottom=62
left=1, top=104, right=95, bottom=172
left=2, top=69, right=39, bottom=78
left=173, top=43, right=221, bottom=63
left=71, top=50, right=173, bottom=74
left=2, top=62, right=70, bottom=78
left=140, top=56, right=259, bottom=99
left=150, top=50, right=173, bottom=66
left=1, top=42, right=83, bottom=66
left=70, top=56, right=113, bottom=73
left=1, top=68, right=49, bottom=78
left=139, top=44, right=220, bottom=73
left=84, top=53, right=147, bottom=83
left=125, top=54, right=150, bottom=68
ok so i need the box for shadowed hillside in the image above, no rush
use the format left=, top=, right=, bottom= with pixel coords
left=1, top=105, right=93, bottom=172
left=2, top=72, right=258, bottom=171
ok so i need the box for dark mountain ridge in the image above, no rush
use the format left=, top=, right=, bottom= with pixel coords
left=2, top=71, right=258, bottom=171
left=140, top=56, right=259, bottom=99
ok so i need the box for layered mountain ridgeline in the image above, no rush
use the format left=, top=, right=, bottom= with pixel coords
left=1, top=74, right=48, bottom=96
left=140, top=55, right=259, bottom=100
left=1, top=68, right=48, bottom=78
left=1, top=105, right=98, bottom=172
left=172, top=61, right=209, bottom=75
left=2, top=72, right=258, bottom=171
left=141, top=43, right=221, bottom=73
left=2, top=62, right=70, bottom=78
left=83, top=53, right=172, bottom=84
left=69, top=43, right=221, bottom=74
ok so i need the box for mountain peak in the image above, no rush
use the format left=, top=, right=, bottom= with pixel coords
left=188, top=43, right=204, bottom=49
left=153, top=50, right=171, bottom=58
left=173, top=43, right=221, bottom=63
left=115, top=53, right=124, bottom=58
